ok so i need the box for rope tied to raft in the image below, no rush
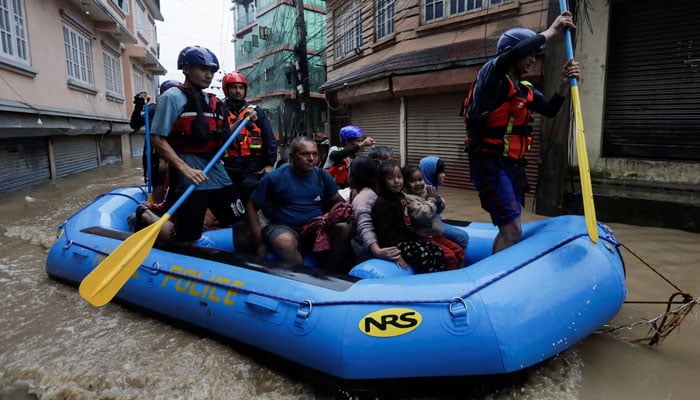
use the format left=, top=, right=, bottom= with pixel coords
left=596, top=242, right=697, bottom=346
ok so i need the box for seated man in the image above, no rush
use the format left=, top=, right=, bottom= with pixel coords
left=246, top=136, right=351, bottom=272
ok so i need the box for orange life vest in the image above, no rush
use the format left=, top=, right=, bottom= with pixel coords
left=463, top=77, right=534, bottom=160
left=167, top=85, right=228, bottom=154
left=225, top=107, right=263, bottom=157
left=325, top=157, right=350, bottom=186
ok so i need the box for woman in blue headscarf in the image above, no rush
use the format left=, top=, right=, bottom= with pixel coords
left=419, top=156, right=469, bottom=249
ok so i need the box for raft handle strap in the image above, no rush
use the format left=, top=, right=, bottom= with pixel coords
left=296, top=300, right=313, bottom=320
left=448, top=296, right=469, bottom=317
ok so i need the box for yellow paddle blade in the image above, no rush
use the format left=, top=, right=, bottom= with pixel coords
left=79, top=214, right=171, bottom=307
left=570, top=87, right=599, bottom=243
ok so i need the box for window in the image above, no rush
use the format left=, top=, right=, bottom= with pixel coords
left=111, top=0, right=129, bottom=15
left=0, top=0, right=29, bottom=64
left=334, top=1, right=362, bottom=60
left=145, top=78, right=154, bottom=99
left=63, top=24, right=94, bottom=87
left=424, top=0, right=508, bottom=23
left=376, top=0, right=395, bottom=40
left=103, top=50, right=122, bottom=97
left=132, top=66, right=149, bottom=97
left=136, top=2, right=146, bottom=40
left=148, top=18, right=157, bottom=46
left=133, top=67, right=145, bottom=95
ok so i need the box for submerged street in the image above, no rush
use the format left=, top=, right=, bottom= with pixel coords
left=0, top=159, right=698, bottom=400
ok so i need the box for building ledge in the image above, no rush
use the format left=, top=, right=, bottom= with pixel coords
left=563, top=176, right=700, bottom=233
left=0, top=56, right=38, bottom=77
left=321, top=38, right=495, bottom=92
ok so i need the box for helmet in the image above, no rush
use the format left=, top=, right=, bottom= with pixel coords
left=222, top=72, right=247, bottom=92
left=159, top=79, right=181, bottom=95
left=339, top=125, right=364, bottom=142
left=497, top=27, right=538, bottom=54
left=177, top=46, right=220, bottom=71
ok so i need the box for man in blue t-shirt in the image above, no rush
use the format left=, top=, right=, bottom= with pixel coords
left=247, top=136, right=349, bottom=270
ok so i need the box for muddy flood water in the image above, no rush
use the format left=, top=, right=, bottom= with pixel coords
left=1, top=159, right=698, bottom=399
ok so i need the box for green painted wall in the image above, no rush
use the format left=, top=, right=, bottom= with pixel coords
left=232, top=1, right=326, bottom=135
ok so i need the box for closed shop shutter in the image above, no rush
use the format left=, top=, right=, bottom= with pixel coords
left=54, top=136, right=99, bottom=178
left=99, top=135, right=123, bottom=165
left=0, top=138, right=50, bottom=194
left=131, top=132, right=145, bottom=157
left=604, top=0, right=700, bottom=160
left=406, top=93, right=470, bottom=188
left=350, top=99, right=401, bottom=162
left=525, top=114, right=541, bottom=194
left=405, top=93, right=542, bottom=193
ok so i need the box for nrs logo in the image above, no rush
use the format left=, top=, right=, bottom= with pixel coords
left=359, top=308, right=422, bottom=337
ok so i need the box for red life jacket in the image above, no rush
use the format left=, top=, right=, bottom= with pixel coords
left=225, top=106, right=263, bottom=157
left=463, top=77, right=534, bottom=160
left=167, top=85, right=228, bottom=154
left=325, top=157, right=350, bottom=186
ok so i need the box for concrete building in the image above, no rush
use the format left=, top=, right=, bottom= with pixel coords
left=320, top=0, right=700, bottom=231
left=231, top=0, right=327, bottom=151
left=0, top=0, right=165, bottom=194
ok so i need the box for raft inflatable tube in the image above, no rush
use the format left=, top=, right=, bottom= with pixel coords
left=46, top=186, right=626, bottom=383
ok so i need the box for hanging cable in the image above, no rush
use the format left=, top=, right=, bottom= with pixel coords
left=596, top=241, right=697, bottom=346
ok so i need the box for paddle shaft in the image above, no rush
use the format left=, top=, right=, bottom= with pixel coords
left=144, top=101, right=152, bottom=203
left=558, top=0, right=598, bottom=243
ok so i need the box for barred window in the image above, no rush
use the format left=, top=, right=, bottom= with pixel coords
left=424, top=0, right=509, bottom=23
left=334, top=1, right=362, bottom=60
left=136, top=2, right=146, bottom=40
left=0, top=0, right=29, bottom=64
left=376, top=0, right=395, bottom=40
left=111, top=0, right=129, bottom=15
left=133, top=67, right=145, bottom=95
left=63, top=24, right=94, bottom=86
left=103, top=51, right=122, bottom=96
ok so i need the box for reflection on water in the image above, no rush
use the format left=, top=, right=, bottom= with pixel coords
left=0, top=159, right=697, bottom=399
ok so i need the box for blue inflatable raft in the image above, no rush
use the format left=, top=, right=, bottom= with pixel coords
left=46, top=186, right=626, bottom=383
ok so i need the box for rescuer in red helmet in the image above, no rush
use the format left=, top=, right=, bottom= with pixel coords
left=221, top=71, right=278, bottom=253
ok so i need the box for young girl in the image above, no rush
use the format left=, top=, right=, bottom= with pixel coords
left=349, top=156, right=402, bottom=265
left=371, top=161, right=446, bottom=273
left=403, top=165, right=465, bottom=270
left=419, top=156, right=470, bottom=249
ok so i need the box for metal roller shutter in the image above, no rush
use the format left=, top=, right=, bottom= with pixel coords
left=131, top=132, right=145, bottom=157
left=350, top=99, right=401, bottom=162
left=406, top=93, right=471, bottom=188
left=99, top=134, right=123, bottom=165
left=406, top=93, right=542, bottom=193
left=604, top=0, right=700, bottom=160
left=54, top=136, right=99, bottom=178
left=0, top=138, right=51, bottom=194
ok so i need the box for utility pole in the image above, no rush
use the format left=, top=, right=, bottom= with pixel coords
left=294, top=0, right=311, bottom=135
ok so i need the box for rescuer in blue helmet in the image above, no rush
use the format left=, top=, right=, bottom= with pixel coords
left=142, top=45, right=253, bottom=247
left=322, top=125, right=376, bottom=189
